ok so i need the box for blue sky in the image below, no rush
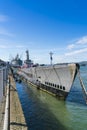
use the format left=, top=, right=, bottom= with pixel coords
left=0, top=0, right=87, bottom=64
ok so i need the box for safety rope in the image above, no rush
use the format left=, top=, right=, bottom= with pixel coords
left=78, top=68, right=87, bottom=104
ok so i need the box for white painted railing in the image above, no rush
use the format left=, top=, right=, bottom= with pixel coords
left=3, top=79, right=10, bottom=130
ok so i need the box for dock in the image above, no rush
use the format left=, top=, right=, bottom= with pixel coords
left=0, top=75, right=28, bottom=130
left=10, top=75, right=28, bottom=130
left=0, top=96, right=6, bottom=130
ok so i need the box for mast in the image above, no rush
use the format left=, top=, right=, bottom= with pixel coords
left=24, top=50, right=33, bottom=67
left=26, top=50, right=29, bottom=61
left=49, top=52, right=53, bottom=65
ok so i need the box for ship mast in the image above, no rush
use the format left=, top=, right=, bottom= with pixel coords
left=24, top=50, right=33, bottom=67
left=49, top=52, right=53, bottom=65
left=26, top=50, right=29, bottom=61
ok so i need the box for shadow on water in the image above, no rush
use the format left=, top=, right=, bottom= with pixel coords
left=67, top=66, right=87, bottom=105
left=16, top=82, right=71, bottom=130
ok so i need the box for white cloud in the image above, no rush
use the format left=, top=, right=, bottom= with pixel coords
left=0, top=15, right=13, bottom=37
left=67, top=35, right=87, bottom=51
left=76, top=36, right=87, bottom=44
left=0, top=28, right=14, bottom=37
left=65, top=48, right=87, bottom=56
left=0, top=45, right=9, bottom=49
left=0, top=15, right=8, bottom=22
left=67, top=44, right=75, bottom=50
left=15, top=45, right=25, bottom=48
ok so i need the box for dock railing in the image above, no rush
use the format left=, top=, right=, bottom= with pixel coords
left=3, top=78, right=10, bottom=130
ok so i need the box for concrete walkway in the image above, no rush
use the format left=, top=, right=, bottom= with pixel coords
left=10, top=75, right=28, bottom=130
left=0, top=96, right=6, bottom=130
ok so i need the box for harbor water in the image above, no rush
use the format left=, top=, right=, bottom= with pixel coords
left=16, top=65, right=87, bottom=130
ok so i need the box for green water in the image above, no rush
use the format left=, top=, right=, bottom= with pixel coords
left=17, top=65, right=87, bottom=130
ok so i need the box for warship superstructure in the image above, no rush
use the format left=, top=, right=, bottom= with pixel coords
left=11, top=54, right=22, bottom=67
left=24, top=50, right=33, bottom=67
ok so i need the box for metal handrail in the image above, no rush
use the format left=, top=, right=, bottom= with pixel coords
left=3, top=79, right=10, bottom=130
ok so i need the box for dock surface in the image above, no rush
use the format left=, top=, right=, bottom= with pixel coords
left=10, top=75, right=28, bottom=130
left=0, top=96, right=5, bottom=130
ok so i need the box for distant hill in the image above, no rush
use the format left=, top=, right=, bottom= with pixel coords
left=78, top=61, right=87, bottom=66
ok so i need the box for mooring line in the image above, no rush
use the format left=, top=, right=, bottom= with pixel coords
left=78, top=68, right=87, bottom=104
